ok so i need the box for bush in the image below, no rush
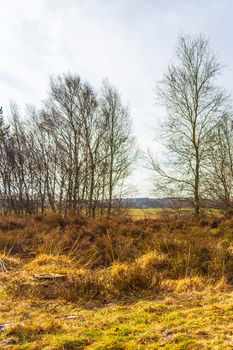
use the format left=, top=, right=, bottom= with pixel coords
left=109, top=259, right=162, bottom=295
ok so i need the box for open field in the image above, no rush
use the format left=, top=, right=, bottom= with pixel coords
left=126, top=208, right=163, bottom=220
left=126, top=208, right=222, bottom=220
left=0, top=212, right=233, bottom=349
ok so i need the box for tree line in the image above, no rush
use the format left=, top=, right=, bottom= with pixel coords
left=0, top=76, right=136, bottom=216
left=1, top=34, right=233, bottom=217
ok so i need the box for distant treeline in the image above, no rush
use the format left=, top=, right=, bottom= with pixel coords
left=0, top=76, right=136, bottom=216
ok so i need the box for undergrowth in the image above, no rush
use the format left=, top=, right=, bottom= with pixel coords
left=0, top=211, right=233, bottom=348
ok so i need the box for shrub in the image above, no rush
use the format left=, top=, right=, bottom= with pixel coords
left=136, top=251, right=172, bottom=275
left=109, top=260, right=161, bottom=295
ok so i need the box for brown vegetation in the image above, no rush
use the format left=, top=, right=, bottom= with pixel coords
left=0, top=211, right=233, bottom=304
left=1, top=211, right=233, bottom=349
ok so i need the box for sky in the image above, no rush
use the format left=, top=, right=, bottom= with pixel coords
left=1, top=0, right=233, bottom=196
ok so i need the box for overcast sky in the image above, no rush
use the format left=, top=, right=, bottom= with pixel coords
left=1, top=0, right=233, bottom=196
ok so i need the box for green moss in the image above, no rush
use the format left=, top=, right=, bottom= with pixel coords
left=49, top=334, right=91, bottom=350
left=93, top=337, right=126, bottom=350
left=144, top=304, right=170, bottom=314
left=161, top=311, right=185, bottom=327
left=132, top=313, right=150, bottom=324
left=1, top=281, right=233, bottom=349
left=163, top=338, right=198, bottom=350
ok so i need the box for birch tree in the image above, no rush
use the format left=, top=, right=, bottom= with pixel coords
left=150, top=35, right=229, bottom=216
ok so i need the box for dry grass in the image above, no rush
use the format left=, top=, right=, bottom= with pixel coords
left=0, top=253, right=22, bottom=272
left=0, top=211, right=233, bottom=348
left=24, top=254, right=77, bottom=275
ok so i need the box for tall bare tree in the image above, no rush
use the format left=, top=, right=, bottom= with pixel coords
left=100, top=81, right=136, bottom=214
left=150, top=35, right=229, bottom=216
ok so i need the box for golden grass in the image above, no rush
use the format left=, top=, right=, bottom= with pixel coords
left=24, top=254, right=77, bottom=275
left=0, top=211, right=232, bottom=348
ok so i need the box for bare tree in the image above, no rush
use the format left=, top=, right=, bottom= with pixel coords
left=149, top=34, right=229, bottom=217
left=0, top=74, right=136, bottom=216
left=206, top=114, right=233, bottom=209
left=100, top=81, right=137, bottom=214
